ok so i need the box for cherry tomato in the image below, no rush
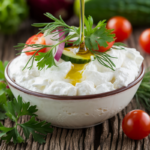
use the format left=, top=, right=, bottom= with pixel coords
left=98, top=41, right=115, bottom=52
left=122, top=110, right=150, bottom=140
left=139, top=28, right=150, bottom=54
left=107, top=16, right=132, bottom=42
left=23, top=33, right=46, bottom=56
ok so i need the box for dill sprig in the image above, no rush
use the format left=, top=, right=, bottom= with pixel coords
left=15, top=33, right=76, bottom=70
left=15, top=13, right=125, bottom=71
left=135, top=69, right=150, bottom=111
left=32, top=13, right=80, bottom=41
left=14, top=43, right=52, bottom=70
left=91, top=50, right=116, bottom=71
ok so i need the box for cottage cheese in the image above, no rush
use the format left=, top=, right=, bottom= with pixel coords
left=9, top=46, right=143, bottom=95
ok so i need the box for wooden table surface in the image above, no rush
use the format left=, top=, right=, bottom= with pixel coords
left=0, top=18, right=150, bottom=150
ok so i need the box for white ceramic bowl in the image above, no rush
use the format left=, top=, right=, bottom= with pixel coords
left=5, top=59, right=145, bottom=129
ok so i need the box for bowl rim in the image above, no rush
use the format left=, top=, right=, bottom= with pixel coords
left=5, top=57, right=145, bottom=100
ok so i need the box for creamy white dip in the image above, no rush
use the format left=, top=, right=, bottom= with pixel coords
left=9, top=46, right=143, bottom=96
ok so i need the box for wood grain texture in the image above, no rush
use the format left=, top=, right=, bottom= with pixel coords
left=0, top=18, right=150, bottom=150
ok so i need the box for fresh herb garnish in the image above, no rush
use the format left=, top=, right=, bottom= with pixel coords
left=15, top=43, right=53, bottom=70
left=135, top=69, right=150, bottom=111
left=0, top=61, right=8, bottom=81
left=15, top=13, right=125, bottom=71
left=0, top=60, right=53, bottom=144
left=84, top=16, right=116, bottom=70
left=0, top=61, right=14, bottom=120
left=0, top=95, right=53, bottom=144
left=113, top=42, right=126, bottom=47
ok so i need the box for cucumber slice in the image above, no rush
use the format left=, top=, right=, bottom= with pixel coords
left=61, top=48, right=93, bottom=64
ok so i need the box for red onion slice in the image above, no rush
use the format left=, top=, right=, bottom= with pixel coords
left=54, top=30, right=65, bottom=61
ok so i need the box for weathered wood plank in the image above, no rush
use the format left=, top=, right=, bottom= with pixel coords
left=84, top=127, right=94, bottom=150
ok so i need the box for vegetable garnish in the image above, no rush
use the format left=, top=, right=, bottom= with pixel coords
left=15, top=13, right=125, bottom=71
left=54, top=28, right=66, bottom=61
left=139, top=28, right=150, bottom=54
left=23, top=33, right=46, bottom=56
left=0, top=96, right=53, bottom=144
left=107, top=16, right=132, bottom=42
left=122, top=110, right=150, bottom=140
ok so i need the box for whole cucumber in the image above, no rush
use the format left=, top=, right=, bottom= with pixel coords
left=74, top=0, right=150, bottom=26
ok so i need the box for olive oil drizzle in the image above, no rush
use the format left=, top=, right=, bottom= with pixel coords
left=65, top=0, right=90, bottom=85
left=65, top=63, right=87, bottom=86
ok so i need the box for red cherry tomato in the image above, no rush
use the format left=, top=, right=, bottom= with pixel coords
left=139, top=28, right=150, bottom=54
left=23, top=33, right=46, bottom=56
left=107, top=16, right=132, bottom=42
left=98, top=41, right=115, bottom=52
left=122, top=110, right=150, bottom=140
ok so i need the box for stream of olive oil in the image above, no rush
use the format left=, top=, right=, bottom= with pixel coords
left=78, top=0, right=87, bottom=54
left=65, top=0, right=92, bottom=86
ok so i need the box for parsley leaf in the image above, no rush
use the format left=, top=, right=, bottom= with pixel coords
left=0, top=81, right=14, bottom=101
left=3, top=95, right=38, bottom=122
left=35, top=51, right=57, bottom=70
left=0, top=92, right=7, bottom=120
left=20, top=117, right=53, bottom=144
left=84, top=16, right=116, bottom=70
left=0, top=95, right=53, bottom=144
left=84, top=16, right=115, bottom=50
left=0, top=61, right=14, bottom=120
left=0, top=123, right=14, bottom=140
left=0, top=126, right=24, bottom=144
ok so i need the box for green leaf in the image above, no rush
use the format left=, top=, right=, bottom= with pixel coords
left=84, top=16, right=93, bottom=36
left=20, top=116, right=53, bottom=144
left=4, top=61, right=9, bottom=68
left=0, top=61, right=4, bottom=73
left=35, top=51, right=57, bottom=70
left=0, top=61, right=14, bottom=120
left=0, top=93, right=7, bottom=120
left=3, top=100, right=17, bottom=122
left=0, top=61, right=5, bottom=80
left=0, top=112, right=6, bottom=120
left=0, top=93, right=7, bottom=107
left=0, top=95, right=53, bottom=144
left=3, top=96, right=38, bottom=122
left=0, top=122, right=14, bottom=137
left=113, top=42, right=127, bottom=47
left=73, top=39, right=80, bottom=46
left=0, top=82, right=6, bottom=96
left=1, top=128, right=24, bottom=144
left=84, top=16, right=117, bottom=71
left=0, top=81, right=14, bottom=101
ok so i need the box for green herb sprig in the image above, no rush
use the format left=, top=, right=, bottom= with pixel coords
left=0, top=61, right=14, bottom=120
left=0, top=96, right=53, bottom=144
left=15, top=13, right=125, bottom=71
left=135, top=69, right=150, bottom=111
left=0, top=61, right=53, bottom=144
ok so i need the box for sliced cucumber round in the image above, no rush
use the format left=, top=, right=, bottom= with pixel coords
left=61, top=48, right=93, bottom=64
